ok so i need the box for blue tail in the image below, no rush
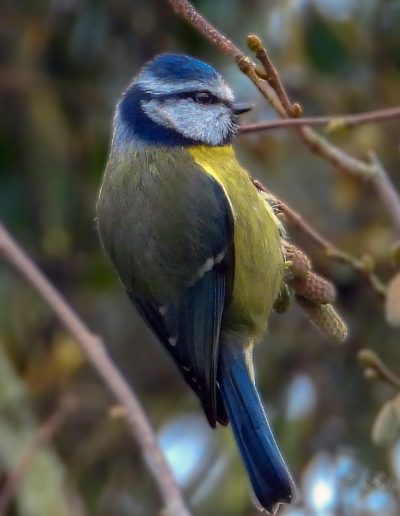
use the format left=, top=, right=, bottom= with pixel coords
left=219, top=343, right=294, bottom=514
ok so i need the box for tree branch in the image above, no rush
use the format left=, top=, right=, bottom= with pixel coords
left=253, top=180, right=387, bottom=299
left=0, top=222, right=191, bottom=516
left=245, top=34, right=378, bottom=177
left=165, top=0, right=242, bottom=58
left=239, top=106, right=400, bottom=134
left=247, top=35, right=295, bottom=116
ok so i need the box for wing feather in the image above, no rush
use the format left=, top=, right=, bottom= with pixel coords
left=129, top=174, right=233, bottom=427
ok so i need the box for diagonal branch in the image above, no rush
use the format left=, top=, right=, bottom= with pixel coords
left=253, top=180, right=387, bottom=299
left=165, top=0, right=242, bottom=58
left=0, top=221, right=191, bottom=516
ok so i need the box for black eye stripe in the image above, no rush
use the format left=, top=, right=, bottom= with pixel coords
left=154, top=91, right=228, bottom=106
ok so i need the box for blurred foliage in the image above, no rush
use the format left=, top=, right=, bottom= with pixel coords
left=1, top=0, right=400, bottom=515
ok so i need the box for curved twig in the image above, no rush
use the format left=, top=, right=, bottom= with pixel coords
left=0, top=222, right=191, bottom=516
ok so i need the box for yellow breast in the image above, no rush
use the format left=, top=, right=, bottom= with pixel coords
left=188, top=145, right=284, bottom=338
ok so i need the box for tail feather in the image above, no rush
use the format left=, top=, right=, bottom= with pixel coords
left=219, top=343, right=294, bottom=514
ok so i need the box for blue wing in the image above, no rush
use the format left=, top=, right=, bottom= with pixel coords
left=129, top=175, right=234, bottom=427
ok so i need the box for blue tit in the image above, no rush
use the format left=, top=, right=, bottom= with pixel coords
left=96, top=53, right=294, bottom=513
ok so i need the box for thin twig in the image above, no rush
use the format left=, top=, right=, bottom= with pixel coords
left=368, top=152, right=400, bottom=234
left=0, top=222, right=191, bottom=516
left=0, top=396, right=78, bottom=515
left=296, top=126, right=375, bottom=176
left=246, top=35, right=376, bottom=177
left=164, top=0, right=242, bottom=58
left=253, top=180, right=387, bottom=299
left=239, top=106, right=400, bottom=134
left=238, top=60, right=287, bottom=116
left=247, top=35, right=294, bottom=115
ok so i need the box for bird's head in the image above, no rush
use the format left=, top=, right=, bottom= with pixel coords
left=114, top=53, right=252, bottom=147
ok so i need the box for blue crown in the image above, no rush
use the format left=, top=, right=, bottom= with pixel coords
left=143, top=53, right=220, bottom=83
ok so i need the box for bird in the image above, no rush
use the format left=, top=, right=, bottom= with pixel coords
left=96, top=53, right=294, bottom=513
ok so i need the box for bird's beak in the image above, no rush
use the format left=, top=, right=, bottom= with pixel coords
left=233, top=102, right=253, bottom=115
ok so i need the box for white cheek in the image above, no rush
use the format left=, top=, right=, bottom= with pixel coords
left=170, top=101, right=233, bottom=145
left=141, top=98, right=234, bottom=145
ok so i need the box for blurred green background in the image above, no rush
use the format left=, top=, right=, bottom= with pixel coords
left=1, top=0, right=400, bottom=515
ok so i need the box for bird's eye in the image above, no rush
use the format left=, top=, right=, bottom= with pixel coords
left=194, top=92, right=213, bottom=104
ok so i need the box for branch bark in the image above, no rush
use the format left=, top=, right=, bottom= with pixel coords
left=165, top=0, right=242, bottom=58
left=239, top=106, right=400, bottom=134
left=0, top=222, right=191, bottom=516
left=253, top=180, right=387, bottom=299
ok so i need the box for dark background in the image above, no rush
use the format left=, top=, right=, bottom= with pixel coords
left=1, top=0, right=400, bottom=515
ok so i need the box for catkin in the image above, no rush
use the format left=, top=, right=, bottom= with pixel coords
left=296, top=295, right=348, bottom=343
